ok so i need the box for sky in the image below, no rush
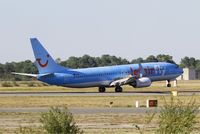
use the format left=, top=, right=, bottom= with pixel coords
left=0, top=0, right=200, bottom=64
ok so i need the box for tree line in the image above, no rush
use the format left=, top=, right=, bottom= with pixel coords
left=0, top=54, right=199, bottom=80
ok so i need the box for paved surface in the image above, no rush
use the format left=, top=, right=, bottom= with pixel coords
left=0, top=107, right=160, bottom=114
left=0, top=91, right=199, bottom=96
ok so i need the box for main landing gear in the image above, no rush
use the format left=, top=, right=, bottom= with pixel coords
left=99, top=86, right=106, bottom=92
left=115, top=86, right=123, bottom=92
left=98, top=86, right=123, bottom=92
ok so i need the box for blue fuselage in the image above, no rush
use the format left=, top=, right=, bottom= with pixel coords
left=38, top=62, right=183, bottom=88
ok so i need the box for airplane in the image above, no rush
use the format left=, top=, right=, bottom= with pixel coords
left=13, top=38, right=183, bottom=92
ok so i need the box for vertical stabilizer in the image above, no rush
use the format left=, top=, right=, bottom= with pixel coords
left=30, top=38, right=67, bottom=74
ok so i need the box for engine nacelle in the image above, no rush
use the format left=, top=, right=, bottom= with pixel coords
left=131, top=77, right=152, bottom=88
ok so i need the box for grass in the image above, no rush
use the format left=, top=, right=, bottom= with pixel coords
left=0, top=95, right=199, bottom=108
left=0, top=112, right=199, bottom=134
left=1, top=82, right=13, bottom=87
left=0, top=112, right=159, bottom=134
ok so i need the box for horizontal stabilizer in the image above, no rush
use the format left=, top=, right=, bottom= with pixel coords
left=12, top=72, right=38, bottom=77
left=38, top=73, right=54, bottom=78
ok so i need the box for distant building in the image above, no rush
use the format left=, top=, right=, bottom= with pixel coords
left=177, top=68, right=196, bottom=80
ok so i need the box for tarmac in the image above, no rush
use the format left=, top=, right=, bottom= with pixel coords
left=0, top=107, right=160, bottom=114
left=0, top=90, right=199, bottom=96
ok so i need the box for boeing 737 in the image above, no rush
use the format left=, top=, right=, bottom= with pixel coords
left=13, top=38, right=183, bottom=92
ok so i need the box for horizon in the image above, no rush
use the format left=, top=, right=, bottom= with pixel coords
left=0, top=53, right=192, bottom=65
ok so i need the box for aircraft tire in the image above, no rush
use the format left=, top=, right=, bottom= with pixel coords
left=99, top=87, right=106, bottom=92
left=115, top=86, right=123, bottom=92
left=166, top=80, right=171, bottom=87
left=167, top=83, right=171, bottom=87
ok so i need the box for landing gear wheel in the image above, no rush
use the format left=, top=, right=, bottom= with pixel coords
left=99, top=87, right=106, bottom=92
left=167, top=83, right=171, bottom=87
left=115, top=86, right=123, bottom=92
left=166, top=80, right=171, bottom=87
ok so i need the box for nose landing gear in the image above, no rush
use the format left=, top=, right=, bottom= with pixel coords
left=166, top=80, right=171, bottom=87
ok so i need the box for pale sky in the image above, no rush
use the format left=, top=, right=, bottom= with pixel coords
left=0, top=0, right=200, bottom=63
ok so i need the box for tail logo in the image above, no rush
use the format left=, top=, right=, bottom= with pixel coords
left=36, top=54, right=49, bottom=68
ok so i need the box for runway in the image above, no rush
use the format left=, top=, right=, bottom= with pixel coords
left=0, top=107, right=160, bottom=114
left=0, top=91, right=199, bottom=96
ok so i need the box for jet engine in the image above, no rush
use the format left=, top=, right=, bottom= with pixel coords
left=131, top=77, right=152, bottom=88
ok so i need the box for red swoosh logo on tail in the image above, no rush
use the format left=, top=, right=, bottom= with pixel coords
left=36, top=54, right=49, bottom=68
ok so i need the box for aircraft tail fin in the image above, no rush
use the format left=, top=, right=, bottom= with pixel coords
left=30, top=38, right=67, bottom=74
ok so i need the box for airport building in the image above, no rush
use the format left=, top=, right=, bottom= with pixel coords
left=177, top=68, right=196, bottom=80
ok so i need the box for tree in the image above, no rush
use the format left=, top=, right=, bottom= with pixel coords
left=180, top=57, right=196, bottom=69
left=156, top=54, right=176, bottom=64
left=121, top=58, right=130, bottom=65
left=195, top=60, right=200, bottom=71
left=56, top=58, right=62, bottom=64
left=189, top=57, right=196, bottom=69
left=4, top=62, right=15, bottom=73
left=87, top=56, right=97, bottom=67
left=94, top=57, right=102, bottom=67
left=146, top=55, right=158, bottom=62
left=131, top=57, right=145, bottom=64
left=0, top=64, right=4, bottom=74
left=62, top=56, right=79, bottom=68
left=100, top=55, right=113, bottom=66
left=79, top=55, right=97, bottom=68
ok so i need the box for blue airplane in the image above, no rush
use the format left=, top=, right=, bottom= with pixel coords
left=13, top=38, right=183, bottom=92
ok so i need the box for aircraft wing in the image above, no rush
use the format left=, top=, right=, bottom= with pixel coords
left=12, top=72, right=38, bottom=77
left=110, top=75, right=135, bottom=86
left=110, top=63, right=146, bottom=86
